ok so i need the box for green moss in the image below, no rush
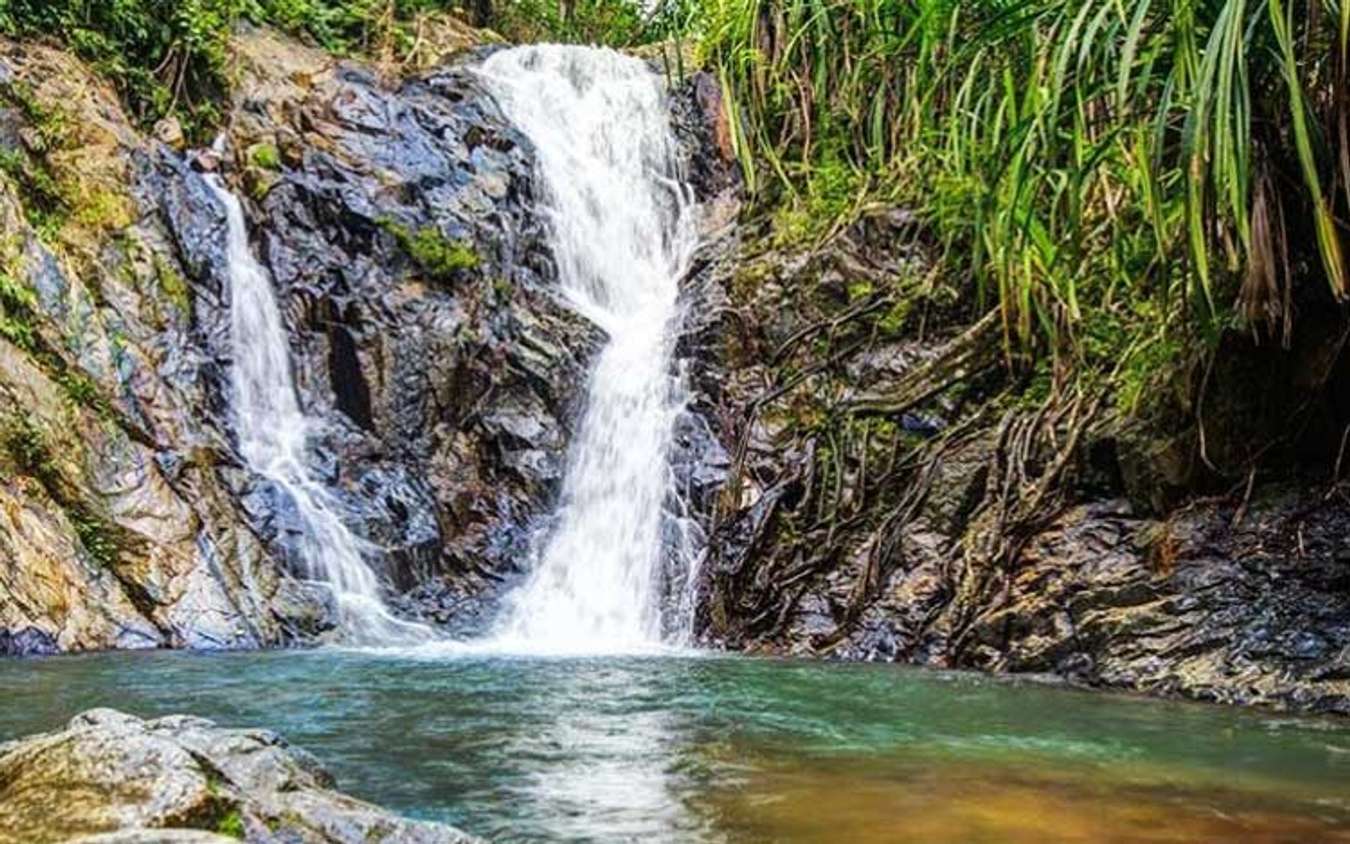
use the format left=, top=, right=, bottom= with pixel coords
left=69, top=188, right=135, bottom=232
left=248, top=142, right=281, bottom=171
left=845, top=278, right=874, bottom=302
left=379, top=218, right=479, bottom=283
left=152, top=253, right=192, bottom=313
left=216, top=809, right=246, bottom=840
left=2, top=412, right=120, bottom=568
left=876, top=300, right=911, bottom=336
left=729, top=257, right=775, bottom=306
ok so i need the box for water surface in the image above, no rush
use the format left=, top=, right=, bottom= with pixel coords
left=2, top=651, right=1348, bottom=842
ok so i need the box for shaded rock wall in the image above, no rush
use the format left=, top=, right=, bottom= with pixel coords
left=688, top=215, right=1350, bottom=716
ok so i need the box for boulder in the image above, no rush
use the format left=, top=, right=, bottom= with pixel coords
left=0, top=708, right=480, bottom=844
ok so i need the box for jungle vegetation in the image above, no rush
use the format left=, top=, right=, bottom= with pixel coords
left=2, top=0, right=1346, bottom=422
left=700, top=0, right=1350, bottom=411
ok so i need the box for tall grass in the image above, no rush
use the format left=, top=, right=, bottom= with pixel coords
left=702, top=0, right=1350, bottom=388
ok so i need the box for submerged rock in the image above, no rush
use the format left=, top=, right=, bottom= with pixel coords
left=0, top=708, right=479, bottom=843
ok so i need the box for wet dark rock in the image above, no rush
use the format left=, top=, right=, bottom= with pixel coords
left=394, top=578, right=506, bottom=638
left=216, top=39, right=602, bottom=610
left=670, top=71, right=739, bottom=201
left=669, top=408, right=730, bottom=514
left=0, top=708, right=480, bottom=843
left=270, top=580, right=339, bottom=640
left=0, top=627, right=58, bottom=657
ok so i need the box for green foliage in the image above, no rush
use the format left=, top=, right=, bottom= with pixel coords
left=0, top=80, right=135, bottom=243
left=55, top=369, right=101, bottom=408
left=489, top=0, right=696, bottom=46
left=248, top=142, right=282, bottom=171
left=251, top=0, right=695, bottom=57
left=0, top=272, right=38, bottom=351
left=1, top=414, right=53, bottom=479
left=380, top=218, right=479, bottom=281
left=702, top=0, right=1350, bottom=398
left=216, top=809, right=246, bottom=840
left=69, top=508, right=120, bottom=569
left=0, top=1, right=676, bottom=140
left=0, top=0, right=246, bottom=140
left=0, top=146, right=67, bottom=241
left=1, top=413, right=121, bottom=568
left=0, top=270, right=111, bottom=411
left=248, top=0, right=452, bottom=56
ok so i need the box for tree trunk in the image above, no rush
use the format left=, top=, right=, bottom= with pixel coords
left=471, top=0, right=492, bottom=27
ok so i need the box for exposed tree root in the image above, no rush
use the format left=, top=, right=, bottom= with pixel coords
left=845, top=308, right=1002, bottom=417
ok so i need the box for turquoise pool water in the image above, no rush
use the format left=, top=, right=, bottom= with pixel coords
left=2, top=649, right=1348, bottom=841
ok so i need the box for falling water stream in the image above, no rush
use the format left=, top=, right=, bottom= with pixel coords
left=477, top=46, right=700, bottom=652
left=207, top=46, right=696, bottom=653
left=206, top=177, right=428, bottom=645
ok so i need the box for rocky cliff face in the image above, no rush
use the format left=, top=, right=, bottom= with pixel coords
left=0, top=39, right=294, bottom=653
left=210, top=30, right=604, bottom=631
left=0, top=29, right=599, bottom=652
left=685, top=213, right=1350, bottom=716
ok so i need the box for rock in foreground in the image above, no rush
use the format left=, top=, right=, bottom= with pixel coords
left=0, top=709, right=479, bottom=844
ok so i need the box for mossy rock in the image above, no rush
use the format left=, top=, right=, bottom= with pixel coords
left=380, top=218, right=480, bottom=283
left=246, top=142, right=281, bottom=171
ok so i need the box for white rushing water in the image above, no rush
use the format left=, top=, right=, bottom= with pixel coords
left=478, top=46, right=700, bottom=653
left=207, top=176, right=429, bottom=645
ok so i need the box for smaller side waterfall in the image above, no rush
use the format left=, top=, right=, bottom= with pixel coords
left=206, top=176, right=427, bottom=645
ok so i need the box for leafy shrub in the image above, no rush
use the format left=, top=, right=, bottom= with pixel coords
left=703, top=0, right=1350, bottom=393
left=0, top=0, right=246, bottom=139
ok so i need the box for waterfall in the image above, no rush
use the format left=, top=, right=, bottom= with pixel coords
left=206, top=176, right=428, bottom=645
left=478, top=46, right=700, bottom=652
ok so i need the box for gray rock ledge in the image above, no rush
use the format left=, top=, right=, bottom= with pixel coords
left=0, top=708, right=481, bottom=844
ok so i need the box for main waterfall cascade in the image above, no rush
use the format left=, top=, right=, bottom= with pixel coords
left=207, top=176, right=429, bottom=645
left=478, top=46, right=702, bottom=652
